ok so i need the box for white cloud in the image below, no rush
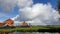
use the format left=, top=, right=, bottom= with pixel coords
left=13, top=3, right=60, bottom=25
left=0, top=0, right=17, bottom=12
left=14, top=21, right=22, bottom=26
left=0, top=0, right=60, bottom=25
left=17, top=0, right=33, bottom=8
left=0, top=13, right=6, bottom=18
left=0, top=0, right=33, bottom=12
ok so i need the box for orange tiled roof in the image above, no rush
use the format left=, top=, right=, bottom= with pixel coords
left=0, top=18, right=14, bottom=26
left=22, top=21, right=28, bottom=26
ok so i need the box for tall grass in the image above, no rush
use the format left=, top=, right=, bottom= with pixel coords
left=0, top=26, right=60, bottom=32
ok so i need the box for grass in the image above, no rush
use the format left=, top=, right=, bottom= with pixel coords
left=0, top=26, right=60, bottom=32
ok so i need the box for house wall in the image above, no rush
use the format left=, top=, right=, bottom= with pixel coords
left=0, top=23, right=4, bottom=26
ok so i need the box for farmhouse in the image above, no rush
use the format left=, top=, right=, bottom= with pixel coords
left=0, top=18, right=14, bottom=27
left=3, top=18, right=14, bottom=27
left=21, top=21, right=29, bottom=27
left=0, top=18, right=30, bottom=27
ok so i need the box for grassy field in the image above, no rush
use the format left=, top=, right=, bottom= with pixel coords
left=0, top=26, right=60, bottom=32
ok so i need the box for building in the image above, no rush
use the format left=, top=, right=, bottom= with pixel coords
left=0, top=18, right=30, bottom=27
left=0, top=18, right=14, bottom=27
left=3, top=18, right=14, bottom=27
left=0, top=23, right=4, bottom=26
left=21, top=21, right=29, bottom=27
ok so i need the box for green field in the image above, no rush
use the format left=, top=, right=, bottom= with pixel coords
left=0, top=26, right=60, bottom=32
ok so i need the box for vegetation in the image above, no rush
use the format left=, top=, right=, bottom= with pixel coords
left=0, top=26, right=60, bottom=32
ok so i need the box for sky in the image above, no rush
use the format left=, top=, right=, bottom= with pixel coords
left=33, top=0, right=58, bottom=8
left=0, top=0, right=60, bottom=25
left=0, top=0, right=58, bottom=21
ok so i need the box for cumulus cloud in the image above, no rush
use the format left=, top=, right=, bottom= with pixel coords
left=0, top=0, right=60, bottom=25
left=13, top=3, right=60, bottom=25
left=17, top=0, right=33, bottom=8
left=0, top=0, right=33, bottom=12
left=0, top=0, right=17, bottom=12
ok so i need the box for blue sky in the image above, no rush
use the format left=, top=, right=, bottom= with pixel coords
left=33, top=0, right=58, bottom=8
left=0, top=0, right=58, bottom=22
